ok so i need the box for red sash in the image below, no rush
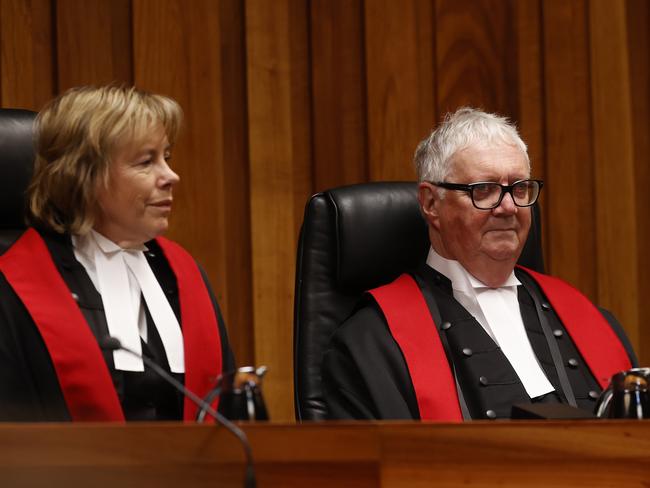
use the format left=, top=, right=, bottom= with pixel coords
left=517, top=266, right=631, bottom=388
left=157, top=237, right=223, bottom=421
left=370, top=274, right=463, bottom=421
left=371, top=271, right=632, bottom=420
left=0, top=229, right=223, bottom=421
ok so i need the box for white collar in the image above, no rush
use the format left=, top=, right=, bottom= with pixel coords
left=73, top=230, right=148, bottom=257
left=71, top=230, right=183, bottom=373
left=425, top=247, right=520, bottom=293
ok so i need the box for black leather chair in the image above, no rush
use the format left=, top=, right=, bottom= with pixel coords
left=0, top=109, right=37, bottom=251
left=293, top=181, right=545, bottom=421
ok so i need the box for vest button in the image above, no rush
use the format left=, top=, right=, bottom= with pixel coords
left=479, top=376, right=489, bottom=386
left=71, top=292, right=80, bottom=302
left=441, top=321, right=452, bottom=331
left=567, top=358, right=579, bottom=368
left=462, top=348, right=473, bottom=357
left=485, top=410, right=497, bottom=419
left=541, top=302, right=551, bottom=311
left=588, top=390, right=600, bottom=400
left=553, top=329, right=563, bottom=338
left=147, top=251, right=156, bottom=258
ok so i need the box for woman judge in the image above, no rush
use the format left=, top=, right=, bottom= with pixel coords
left=0, top=85, right=234, bottom=421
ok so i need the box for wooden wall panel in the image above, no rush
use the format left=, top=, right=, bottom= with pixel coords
left=310, top=0, right=367, bottom=192
left=213, top=0, right=254, bottom=367
left=513, top=0, right=544, bottom=179
left=590, top=0, right=639, bottom=348
left=365, top=0, right=435, bottom=180
left=435, top=0, right=518, bottom=118
left=542, top=0, right=597, bottom=300
left=133, top=0, right=253, bottom=365
left=0, top=0, right=53, bottom=109
left=56, top=0, right=132, bottom=90
left=246, top=0, right=312, bottom=421
left=513, top=0, right=547, bottom=255
left=627, top=0, right=650, bottom=363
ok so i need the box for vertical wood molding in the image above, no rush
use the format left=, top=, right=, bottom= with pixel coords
left=626, top=0, right=650, bottom=364
left=246, top=0, right=312, bottom=421
left=0, top=0, right=54, bottom=109
left=365, top=0, right=435, bottom=180
left=542, top=0, right=597, bottom=299
left=133, top=0, right=253, bottom=365
left=514, top=0, right=547, bottom=258
left=310, top=0, right=367, bottom=191
left=56, top=0, right=132, bottom=89
left=514, top=1, right=544, bottom=176
left=590, top=0, right=639, bottom=351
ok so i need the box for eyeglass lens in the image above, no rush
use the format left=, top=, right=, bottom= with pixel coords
left=472, top=181, right=539, bottom=209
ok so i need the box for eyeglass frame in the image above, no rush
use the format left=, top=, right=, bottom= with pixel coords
left=430, top=179, right=544, bottom=210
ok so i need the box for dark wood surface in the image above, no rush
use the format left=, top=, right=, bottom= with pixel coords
left=1, top=421, right=649, bottom=487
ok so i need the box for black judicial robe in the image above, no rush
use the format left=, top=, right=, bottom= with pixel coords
left=322, top=264, right=637, bottom=420
left=0, top=228, right=235, bottom=422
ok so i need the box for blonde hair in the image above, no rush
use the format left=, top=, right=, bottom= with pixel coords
left=28, top=85, right=183, bottom=234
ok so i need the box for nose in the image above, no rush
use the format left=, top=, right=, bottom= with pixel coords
left=492, top=190, right=517, bottom=215
left=158, top=159, right=180, bottom=187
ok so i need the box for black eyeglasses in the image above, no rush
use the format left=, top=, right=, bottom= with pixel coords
left=432, top=179, right=543, bottom=210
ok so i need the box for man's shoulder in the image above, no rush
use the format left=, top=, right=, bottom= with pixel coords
left=330, top=295, right=393, bottom=346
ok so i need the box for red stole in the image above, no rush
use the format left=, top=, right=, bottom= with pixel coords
left=0, top=229, right=222, bottom=421
left=370, top=274, right=463, bottom=421
left=517, top=266, right=631, bottom=388
left=370, top=270, right=632, bottom=420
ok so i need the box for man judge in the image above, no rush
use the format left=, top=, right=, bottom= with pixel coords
left=322, top=108, right=636, bottom=420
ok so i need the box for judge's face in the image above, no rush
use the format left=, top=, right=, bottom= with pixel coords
left=421, top=143, right=531, bottom=274
left=94, top=126, right=180, bottom=248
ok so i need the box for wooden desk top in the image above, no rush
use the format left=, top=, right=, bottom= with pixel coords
left=1, top=420, right=648, bottom=487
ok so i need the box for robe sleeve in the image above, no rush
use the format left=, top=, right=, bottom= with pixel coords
left=0, top=272, right=70, bottom=421
left=321, top=303, right=420, bottom=420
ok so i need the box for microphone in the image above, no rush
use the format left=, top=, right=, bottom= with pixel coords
left=99, top=336, right=256, bottom=488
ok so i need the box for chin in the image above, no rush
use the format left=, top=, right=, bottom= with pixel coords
left=484, top=244, right=521, bottom=262
left=145, top=222, right=169, bottom=240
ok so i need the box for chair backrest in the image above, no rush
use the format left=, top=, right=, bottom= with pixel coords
left=0, top=109, right=37, bottom=251
left=293, top=181, right=545, bottom=421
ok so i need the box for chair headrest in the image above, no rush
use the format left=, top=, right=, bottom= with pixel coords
left=0, top=109, right=37, bottom=229
left=328, top=182, right=429, bottom=292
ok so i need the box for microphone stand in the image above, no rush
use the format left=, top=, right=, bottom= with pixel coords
left=100, top=337, right=256, bottom=488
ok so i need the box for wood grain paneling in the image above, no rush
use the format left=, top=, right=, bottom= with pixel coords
left=542, top=0, right=597, bottom=299
left=436, top=0, right=518, bottom=117
left=56, top=0, right=132, bottom=90
left=310, top=0, right=367, bottom=191
left=513, top=0, right=547, bottom=254
left=246, top=0, right=312, bottom=421
left=133, top=0, right=253, bottom=365
left=590, top=0, right=639, bottom=347
left=0, top=0, right=54, bottom=109
left=365, top=0, right=435, bottom=180
left=626, top=0, right=650, bottom=363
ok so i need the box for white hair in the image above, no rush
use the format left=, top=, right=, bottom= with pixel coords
left=414, top=107, right=529, bottom=183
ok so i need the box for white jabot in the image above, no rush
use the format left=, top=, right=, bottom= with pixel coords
left=426, top=248, right=554, bottom=398
left=72, top=230, right=185, bottom=373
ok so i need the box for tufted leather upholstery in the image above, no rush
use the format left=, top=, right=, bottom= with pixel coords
left=293, top=181, right=545, bottom=421
left=0, top=109, right=37, bottom=252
